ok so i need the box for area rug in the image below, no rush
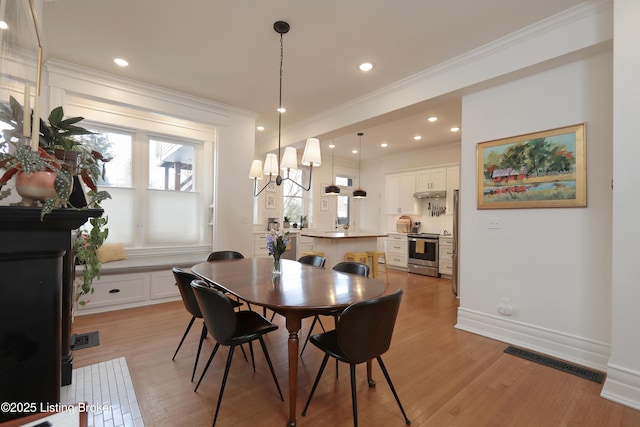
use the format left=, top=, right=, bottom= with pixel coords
left=60, top=357, right=144, bottom=426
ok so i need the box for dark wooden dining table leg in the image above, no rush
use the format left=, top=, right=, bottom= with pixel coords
left=367, top=360, right=376, bottom=387
left=285, top=313, right=303, bottom=427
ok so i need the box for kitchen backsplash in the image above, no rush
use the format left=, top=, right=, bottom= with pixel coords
left=385, top=199, right=453, bottom=235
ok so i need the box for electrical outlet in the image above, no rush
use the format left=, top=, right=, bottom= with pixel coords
left=498, top=297, right=513, bottom=316
left=497, top=305, right=513, bottom=316
left=488, top=217, right=501, bottom=229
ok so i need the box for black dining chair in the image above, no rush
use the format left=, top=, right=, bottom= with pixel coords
left=301, top=260, right=373, bottom=380
left=206, top=250, right=246, bottom=309
left=172, top=268, right=246, bottom=381
left=297, top=254, right=326, bottom=268
left=296, top=255, right=328, bottom=355
left=191, top=279, right=284, bottom=427
left=171, top=267, right=211, bottom=382
left=333, top=261, right=370, bottom=278
left=329, top=261, right=371, bottom=373
left=207, top=250, right=245, bottom=261
left=301, top=289, right=410, bottom=426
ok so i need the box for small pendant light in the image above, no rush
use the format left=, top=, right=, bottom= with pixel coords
left=353, top=132, right=367, bottom=198
left=325, top=142, right=340, bottom=195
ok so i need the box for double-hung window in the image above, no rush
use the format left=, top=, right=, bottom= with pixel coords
left=69, top=96, right=213, bottom=252
left=283, top=168, right=306, bottom=223
left=335, top=175, right=353, bottom=225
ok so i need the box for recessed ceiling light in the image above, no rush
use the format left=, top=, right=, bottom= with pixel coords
left=352, top=149, right=358, bottom=154
left=381, top=143, right=388, bottom=148
left=427, top=116, right=438, bottom=122
left=0, top=21, right=8, bottom=30
left=328, top=144, right=335, bottom=148
left=114, top=58, right=129, bottom=67
left=450, top=127, right=460, bottom=132
left=359, top=62, right=373, bottom=72
left=277, top=107, right=286, bottom=113
left=413, top=135, right=422, bottom=141
left=256, top=126, right=265, bottom=131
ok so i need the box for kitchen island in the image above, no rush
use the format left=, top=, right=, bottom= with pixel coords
left=300, top=231, right=388, bottom=269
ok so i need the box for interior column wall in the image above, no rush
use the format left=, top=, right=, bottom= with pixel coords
left=601, top=0, right=640, bottom=410
left=456, top=51, right=614, bottom=370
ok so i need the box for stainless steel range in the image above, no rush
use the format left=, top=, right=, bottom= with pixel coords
left=407, top=233, right=440, bottom=277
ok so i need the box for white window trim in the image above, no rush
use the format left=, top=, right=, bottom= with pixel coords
left=46, top=68, right=223, bottom=257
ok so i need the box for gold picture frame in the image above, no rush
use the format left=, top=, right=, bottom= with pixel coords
left=477, top=123, right=587, bottom=209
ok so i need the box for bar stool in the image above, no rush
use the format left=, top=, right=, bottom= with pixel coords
left=303, top=251, right=325, bottom=257
left=344, top=251, right=368, bottom=265
left=366, top=251, right=389, bottom=285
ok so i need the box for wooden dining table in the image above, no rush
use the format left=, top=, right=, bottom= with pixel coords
left=191, top=257, right=387, bottom=427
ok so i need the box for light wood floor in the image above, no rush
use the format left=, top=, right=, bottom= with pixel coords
left=71, top=269, right=640, bottom=427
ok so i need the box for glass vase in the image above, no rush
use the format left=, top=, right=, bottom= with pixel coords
left=272, top=256, right=281, bottom=275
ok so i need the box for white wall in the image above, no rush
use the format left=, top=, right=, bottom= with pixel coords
left=456, top=52, right=613, bottom=369
left=601, top=0, right=640, bottom=409
left=214, top=112, right=258, bottom=254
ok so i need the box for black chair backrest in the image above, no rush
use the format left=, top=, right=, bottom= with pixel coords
left=191, top=279, right=237, bottom=344
left=172, top=267, right=203, bottom=318
left=207, top=251, right=245, bottom=262
left=337, top=289, right=403, bottom=364
left=333, top=261, right=369, bottom=278
left=298, top=255, right=326, bottom=268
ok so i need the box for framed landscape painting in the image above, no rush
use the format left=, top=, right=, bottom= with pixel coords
left=477, top=124, right=587, bottom=209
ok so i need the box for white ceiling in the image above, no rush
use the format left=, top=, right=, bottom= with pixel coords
left=40, top=0, right=587, bottom=161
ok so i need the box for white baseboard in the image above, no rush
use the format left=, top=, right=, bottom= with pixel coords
left=601, top=363, right=640, bottom=411
left=456, top=307, right=611, bottom=372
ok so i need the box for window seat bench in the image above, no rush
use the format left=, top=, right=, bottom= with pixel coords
left=75, top=252, right=208, bottom=315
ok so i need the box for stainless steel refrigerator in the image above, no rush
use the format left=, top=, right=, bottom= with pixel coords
left=452, top=189, right=460, bottom=296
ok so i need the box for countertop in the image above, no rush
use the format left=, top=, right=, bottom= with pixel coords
left=300, top=232, right=388, bottom=239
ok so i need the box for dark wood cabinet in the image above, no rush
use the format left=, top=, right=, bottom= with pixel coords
left=0, top=206, right=102, bottom=422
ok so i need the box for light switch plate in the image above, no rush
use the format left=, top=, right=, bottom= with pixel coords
left=488, top=217, right=501, bottom=229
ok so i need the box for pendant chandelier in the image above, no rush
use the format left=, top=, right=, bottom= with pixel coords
left=353, top=132, right=367, bottom=198
left=249, top=21, right=321, bottom=197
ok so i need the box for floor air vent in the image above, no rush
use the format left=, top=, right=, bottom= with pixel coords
left=504, top=346, right=604, bottom=384
left=71, top=331, right=100, bottom=350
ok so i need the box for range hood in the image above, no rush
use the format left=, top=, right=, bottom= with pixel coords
left=413, top=190, right=446, bottom=199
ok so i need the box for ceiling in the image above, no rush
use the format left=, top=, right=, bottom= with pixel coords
left=40, top=0, right=587, bottom=161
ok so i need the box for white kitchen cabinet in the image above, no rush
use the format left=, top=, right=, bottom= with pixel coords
left=439, top=236, right=454, bottom=276
left=385, top=172, right=420, bottom=214
left=297, top=233, right=315, bottom=259
left=255, top=231, right=298, bottom=258
left=385, top=233, right=408, bottom=270
left=254, top=233, right=270, bottom=257
left=446, top=165, right=460, bottom=213
left=416, top=167, right=447, bottom=192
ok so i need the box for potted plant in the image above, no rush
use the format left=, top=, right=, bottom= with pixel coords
left=283, top=216, right=290, bottom=229
left=0, top=95, right=112, bottom=304
left=73, top=216, right=109, bottom=305
left=0, top=96, right=111, bottom=214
